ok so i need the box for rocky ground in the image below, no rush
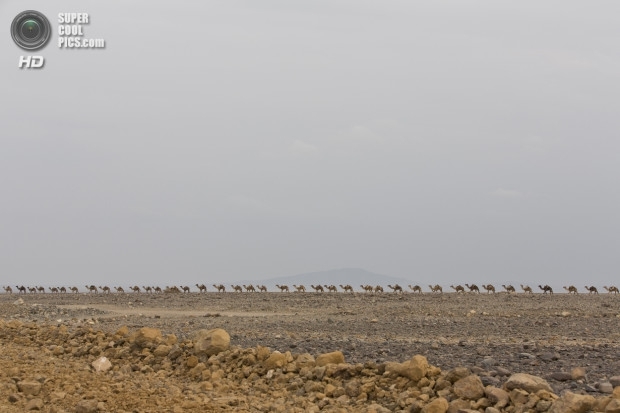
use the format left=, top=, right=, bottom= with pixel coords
left=1, top=290, right=619, bottom=412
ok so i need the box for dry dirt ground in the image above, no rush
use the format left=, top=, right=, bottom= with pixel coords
left=1, top=290, right=619, bottom=412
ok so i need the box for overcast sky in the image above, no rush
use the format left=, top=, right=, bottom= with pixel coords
left=1, top=1, right=619, bottom=287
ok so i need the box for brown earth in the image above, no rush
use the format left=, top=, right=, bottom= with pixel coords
left=1, top=290, right=619, bottom=412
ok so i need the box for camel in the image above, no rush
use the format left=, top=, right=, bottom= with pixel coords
left=15, top=285, right=26, bottom=294
left=48, top=287, right=59, bottom=294
left=213, top=284, right=226, bottom=292
left=114, top=286, right=125, bottom=293
left=538, top=285, right=553, bottom=294
left=360, top=285, right=374, bottom=293
left=3, top=286, right=13, bottom=294
left=58, top=286, right=67, bottom=293
left=99, top=286, right=110, bottom=294
left=603, top=286, right=619, bottom=294
left=521, top=284, right=533, bottom=294
left=324, top=285, right=338, bottom=293
left=502, top=285, right=515, bottom=293
left=408, top=285, right=422, bottom=294
left=311, top=285, right=324, bottom=293
left=276, top=284, right=289, bottom=292
left=465, top=284, right=480, bottom=293
left=563, top=286, right=578, bottom=294
left=231, top=285, right=243, bottom=293
left=387, top=284, right=403, bottom=293
left=257, top=285, right=268, bottom=292
left=584, top=286, right=598, bottom=294
left=28, top=286, right=37, bottom=294
left=374, top=285, right=384, bottom=293
left=85, top=285, right=97, bottom=294
left=293, top=285, right=306, bottom=292
left=70, top=286, right=79, bottom=294
left=243, top=285, right=256, bottom=292
left=450, top=285, right=465, bottom=293
left=165, top=286, right=181, bottom=293
left=153, top=286, right=162, bottom=293
left=179, top=286, right=190, bottom=293
left=36, top=286, right=45, bottom=293
left=482, top=284, right=496, bottom=294
left=142, top=286, right=153, bottom=294
left=429, top=284, right=442, bottom=293
left=340, top=284, right=354, bottom=293
left=195, top=284, right=207, bottom=293
left=129, top=286, right=140, bottom=293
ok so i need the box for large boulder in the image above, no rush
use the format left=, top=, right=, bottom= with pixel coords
left=504, top=373, right=553, bottom=393
left=193, top=328, right=230, bottom=357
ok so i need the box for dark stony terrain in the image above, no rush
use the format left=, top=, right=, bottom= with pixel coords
left=2, top=289, right=619, bottom=398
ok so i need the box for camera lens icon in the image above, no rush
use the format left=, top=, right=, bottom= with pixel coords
left=11, top=10, right=51, bottom=50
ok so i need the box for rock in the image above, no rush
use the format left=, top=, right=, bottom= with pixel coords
left=91, top=356, right=112, bottom=372
left=13, top=298, right=24, bottom=305
left=610, top=376, right=620, bottom=387
left=445, top=367, right=471, bottom=383
left=115, top=325, right=129, bottom=337
left=571, top=367, right=587, bottom=380
left=509, top=388, right=529, bottom=405
left=446, top=398, right=469, bottom=412
left=133, top=327, right=162, bottom=348
left=193, top=328, right=230, bottom=357
left=495, top=367, right=511, bottom=377
left=599, top=382, right=614, bottom=394
left=453, top=375, right=485, bottom=400
left=8, top=393, right=20, bottom=403
left=316, top=351, right=345, bottom=367
left=550, top=372, right=573, bottom=381
left=485, top=386, right=509, bottom=408
left=295, top=353, right=315, bottom=368
left=481, top=357, right=497, bottom=368
left=153, top=344, right=172, bottom=357
left=75, top=399, right=98, bottom=413
left=605, top=398, right=620, bottom=413
left=421, top=397, right=448, bottom=413
left=385, top=354, right=429, bottom=382
left=17, top=380, right=42, bottom=396
left=504, top=373, right=553, bottom=393
left=547, top=392, right=596, bottom=413
left=186, top=355, right=198, bottom=368
left=25, top=398, right=43, bottom=410
left=480, top=376, right=500, bottom=387
left=264, top=351, right=288, bottom=370
left=539, top=352, right=560, bottom=362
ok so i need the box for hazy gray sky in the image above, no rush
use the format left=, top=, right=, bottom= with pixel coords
left=2, top=1, right=619, bottom=287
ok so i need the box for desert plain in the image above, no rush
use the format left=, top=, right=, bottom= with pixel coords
left=1, top=289, right=619, bottom=412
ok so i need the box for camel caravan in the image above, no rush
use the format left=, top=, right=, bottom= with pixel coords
left=2, top=283, right=619, bottom=296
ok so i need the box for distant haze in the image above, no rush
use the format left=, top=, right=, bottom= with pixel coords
left=1, top=1, right=619, bottom=287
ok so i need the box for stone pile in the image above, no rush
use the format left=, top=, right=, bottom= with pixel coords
left=0, top=319, right=619, bottom=412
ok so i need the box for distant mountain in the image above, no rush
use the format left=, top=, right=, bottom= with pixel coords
left=233, top=268, right=411, bottom=290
